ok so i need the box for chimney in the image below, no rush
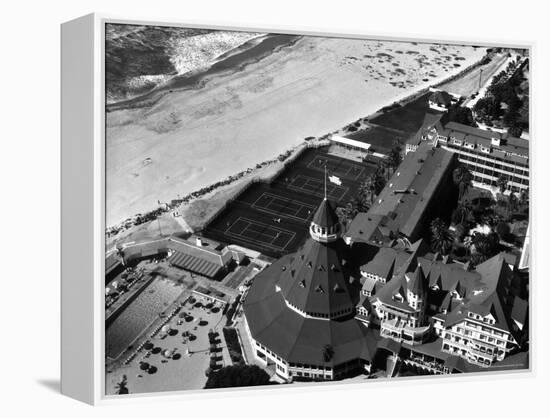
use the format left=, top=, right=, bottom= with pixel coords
left=196, top=237, right=203, bottom=247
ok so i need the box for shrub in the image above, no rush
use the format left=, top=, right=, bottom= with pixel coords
left=495, top=222, right=511, bottom=238
left=222, top=327, right=244, bottom=364
left=204, top=365, right=272, bottom=389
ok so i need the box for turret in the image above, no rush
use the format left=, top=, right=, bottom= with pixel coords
left=406, top=265, right=427, bottom=312
left=310, top=198, right=341, bottom=243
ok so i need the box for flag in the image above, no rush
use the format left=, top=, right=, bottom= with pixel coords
left=329, top=175, right=342, bottom=186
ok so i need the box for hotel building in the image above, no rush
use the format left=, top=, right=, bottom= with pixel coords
left=243, top=198, right=378, bottom=381
left=406, top=118, right=529, bottom=194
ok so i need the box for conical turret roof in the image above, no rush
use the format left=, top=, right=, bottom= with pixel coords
left=276, top=238, right=357, bottom=318
left=408, top=265, right=427, bottom=296
left=312, top=198, right=340, bottom=228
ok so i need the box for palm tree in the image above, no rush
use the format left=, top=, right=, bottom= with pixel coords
left=451, top=204, right=472, bottom=226
left=386, top=146, right=402, bottom=172
left=115, top=375, right=129, bottom=395
left=360, top=175, right=376, bottom=204
left=507, top=192, right=518, bottom=219
left=430, top=218, right=453, bottom=255
left=496, top=175, right=508, bottom=194
left=519, top=188, right=529, bottom=207
left=453, top=164, right=473, bottom=201
left=471, top=232, right=500, bottom=259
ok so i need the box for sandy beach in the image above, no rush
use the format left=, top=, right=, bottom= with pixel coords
left=106, top=36, right=486, bottom=227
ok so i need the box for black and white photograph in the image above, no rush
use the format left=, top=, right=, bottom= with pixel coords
left=5, top=0, right=550, bottom=415
left=104, top=23, right=530, bottom=395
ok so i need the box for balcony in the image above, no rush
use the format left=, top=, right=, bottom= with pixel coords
left=381, top=318, right=431, bottom=340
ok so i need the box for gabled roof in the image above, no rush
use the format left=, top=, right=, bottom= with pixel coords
left=362, top=277, right=377, bottom=293
left=345, top=142, right=455, bottom=244
left=443, top=121, right=529, bottom=158
left=312, top=198, right=339, bottom=228
left=431, top=253, right=526, bottom=340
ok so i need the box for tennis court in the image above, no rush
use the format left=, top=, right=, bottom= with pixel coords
left=225, top=217, right=296, bottom=252
left=307, top=154, right=366, bottom=180
left=250, top=192, right=316, bottom=222
left=202, top=147, right=373, bottom=257
left=287, top=174, right=348, bottom=200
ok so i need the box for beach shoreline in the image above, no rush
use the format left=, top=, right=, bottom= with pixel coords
left=107, top=34, right=301, bottom=112
left=106, top=37, right=490, bottom=229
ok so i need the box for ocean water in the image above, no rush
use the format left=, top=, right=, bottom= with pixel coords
left=105, top=23, right=263, bottom=104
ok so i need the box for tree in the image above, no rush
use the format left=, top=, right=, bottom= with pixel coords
left=508, top=124, right=523, bottom=138
left=447, top=105, right=476, bottom=127
left=471, top=232, right=500, bottom=259
left=337, top=195, right=370, bottom=225
left=323, top=344, right=335, bottom=363
left=204, top=365, right=272, bottom=389
left=451, top=204, right=473, bottom=226
left=453, top=164, right=473, bottom=201
left=115, top=375, right=129, bottom=395
left=496, top=175, right=508, bottom=194
left=385, top=146, right=402, bottom=175
left=470, top=252, right=488, bottom=267
left=430, top=218, right=454, bottom=255
left=519, top=188, right=529, bottom=206
left=495, top=222, right=511, bottom=240
left=473, top=97, right=498, bottom=123
left=360, top=171, right=386, bottom=204
left=507, top=192, right=518, bottom=219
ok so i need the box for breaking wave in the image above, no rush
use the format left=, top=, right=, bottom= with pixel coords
left=105, top=23, right=264, bottom=104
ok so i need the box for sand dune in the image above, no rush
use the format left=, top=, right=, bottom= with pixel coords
left=106, top=37, right=486, bottom=227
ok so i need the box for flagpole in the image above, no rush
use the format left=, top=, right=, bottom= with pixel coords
left=324, top=163, right=327, bottom=200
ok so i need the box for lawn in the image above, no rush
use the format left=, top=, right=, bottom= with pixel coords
left=369, top=93, right=432, bottom=134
